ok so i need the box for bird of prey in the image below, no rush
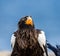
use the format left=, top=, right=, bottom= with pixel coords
left=11, top=16, right=48, bottom=56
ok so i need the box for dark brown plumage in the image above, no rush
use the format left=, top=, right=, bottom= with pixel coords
left=11, top=16, right=45, bottom=56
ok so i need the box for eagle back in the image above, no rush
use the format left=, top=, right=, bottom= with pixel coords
left=12, top=29, right=44, bottom=56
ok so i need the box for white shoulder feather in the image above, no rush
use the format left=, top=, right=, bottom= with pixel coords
left=11, top=34, right=16, bottom=48
left=38, top=31, right=46, bottom=51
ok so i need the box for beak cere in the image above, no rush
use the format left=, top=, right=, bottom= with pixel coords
left=25, top=17, right=33, bottom=26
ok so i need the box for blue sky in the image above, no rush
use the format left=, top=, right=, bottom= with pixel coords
left=0, top=0, right=60, bottom=51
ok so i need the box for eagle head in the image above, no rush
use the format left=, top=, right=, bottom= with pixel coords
left=18, top=16, right=35, bottom=29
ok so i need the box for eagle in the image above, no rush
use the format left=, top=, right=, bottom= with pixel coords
left=11, top=16, right=48, bottom=56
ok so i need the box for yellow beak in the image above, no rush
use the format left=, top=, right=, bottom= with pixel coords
left=25, top=17, right=33, bottom=26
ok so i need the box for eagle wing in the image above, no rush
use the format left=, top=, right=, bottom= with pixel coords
left=38, top=31, right=46, bottom=49
left=11, top=34, right=16, bottom=48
